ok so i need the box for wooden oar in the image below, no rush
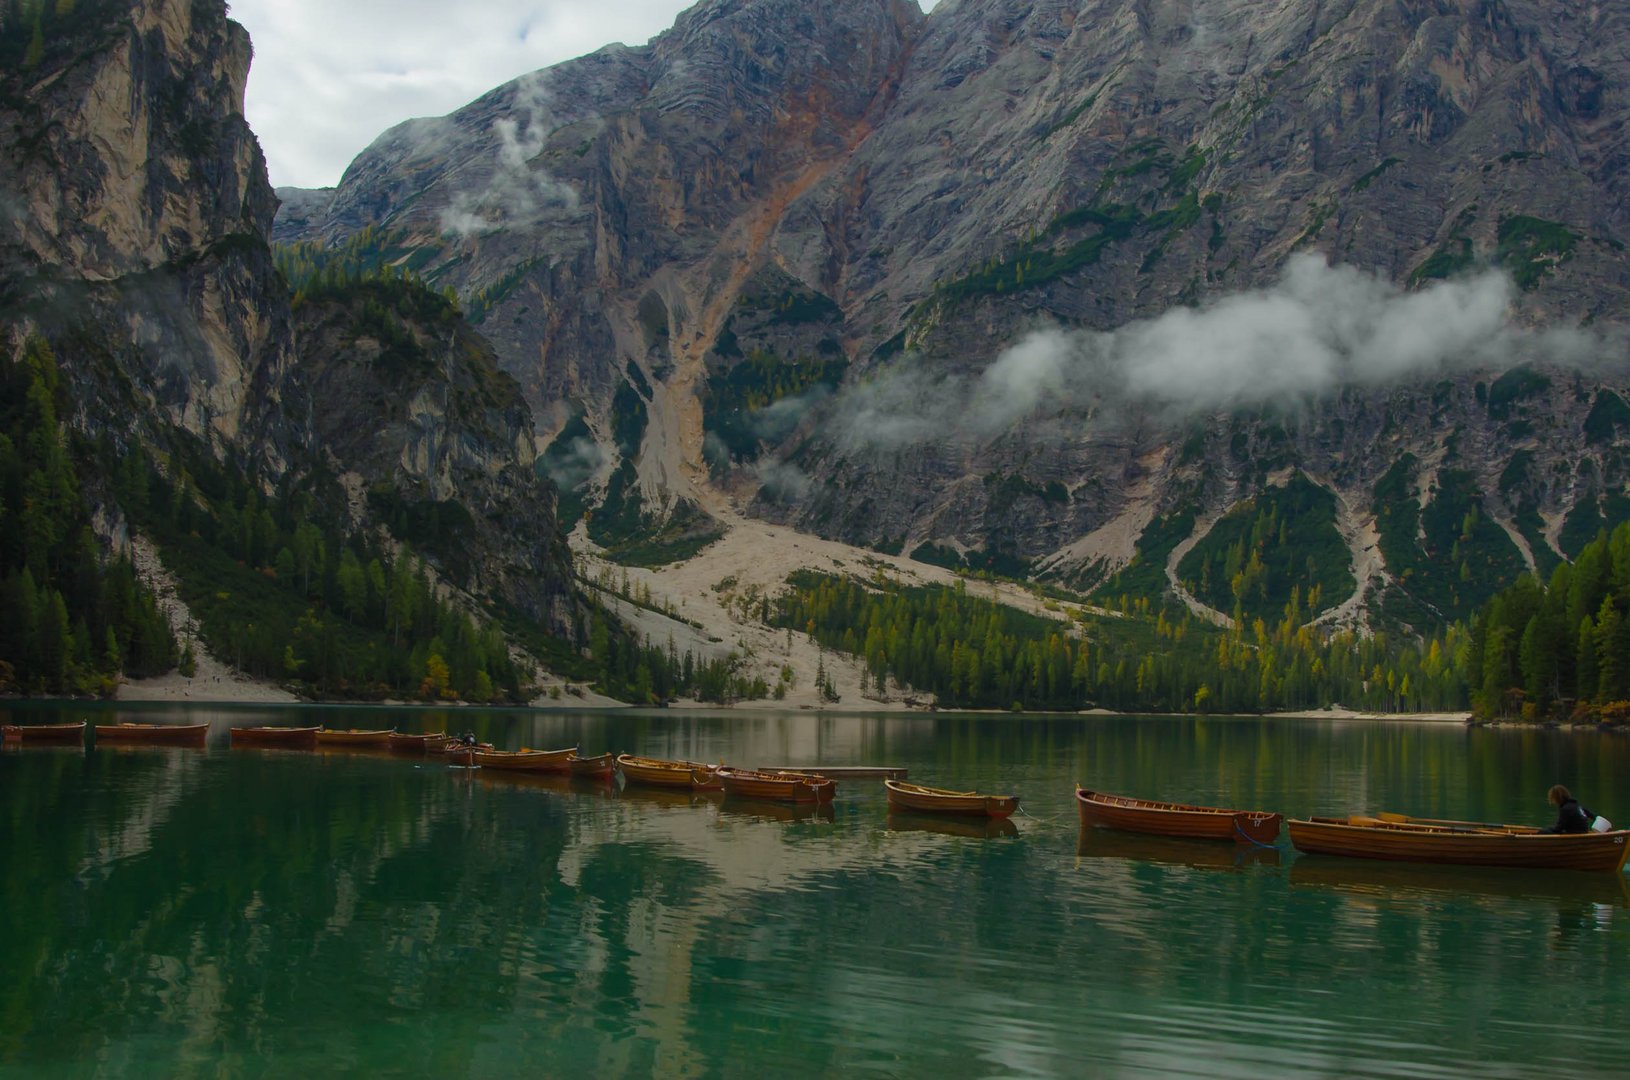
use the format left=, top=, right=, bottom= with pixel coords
left=1377, top=811, right=1540, bottom=834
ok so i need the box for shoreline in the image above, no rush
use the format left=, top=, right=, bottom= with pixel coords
left=16, top=686, right=1474, bottom=725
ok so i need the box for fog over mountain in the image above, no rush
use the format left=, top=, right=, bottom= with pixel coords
left=832, top=255, right=1613, bottom=452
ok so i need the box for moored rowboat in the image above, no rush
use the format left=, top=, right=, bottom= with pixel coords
left=2, top=720, right=88, bottom=744
left=1075, top=787, right=1282, bottom=845
left=618, top=754, right=715, bottom=788
left=94, top=721, right=208, bottom=745
left=568, top=751, right=617, bottom=779
left=471, top=746, right=576, bottom=772
left=387, top=731, right=448, bottom=753
left=316, top=728, right=394, bottom=747
left=1287, top=816, right=1630, bottom=873
left=229, top=725, right=319, bottom=749
left=884, top=779, right=1017, bottom=818
left=717, top=766, right=836, bottom=804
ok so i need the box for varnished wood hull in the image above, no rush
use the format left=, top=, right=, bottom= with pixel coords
left=885, top=779, right=1017, bottom=818
left=717, top=767, right=836, bottom=804
left=1076, top=788, right=1281, bottom=845
left=315, top=729, right=394, bottom=747
left=94, top=722, right=208, bottom=745
left=471, top=747, right=576, bottom=772
left=568, top=752, right=616, bottom=779
left=1287, top=817, right=1630, bottom=872
left=229, top=725, right=319, bottom=749
left=2, top=721, right=87, bottom=744
left=387, top=732, right=448, bottom=753
left=618, top=754, right=712, bottom=788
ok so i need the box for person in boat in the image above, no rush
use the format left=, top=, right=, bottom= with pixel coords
left=1539, top=784, right=1594, bottom=834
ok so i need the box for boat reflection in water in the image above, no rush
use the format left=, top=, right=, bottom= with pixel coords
left=1288, top=857, right=1630, bottom=908
left=886, top=811, right=1018, bottom=840
left=1076, top=826, right=1282, bottom=870
left=717, top=798, right=835, bottom=824
left=615, top=783, right=705, bottom=813
left=474, top=768, right=619, bottom=799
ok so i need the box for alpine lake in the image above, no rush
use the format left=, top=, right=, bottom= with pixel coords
left=2, top=702, right=1626, bottom=1079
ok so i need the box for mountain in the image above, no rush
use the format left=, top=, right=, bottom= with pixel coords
left=274, top=0, right=1630, bottom=632
left=0, top=0, right=578, bottom=695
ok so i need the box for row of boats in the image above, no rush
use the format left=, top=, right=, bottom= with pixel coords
left=10, top=720, right=1626, bottom=873
left=2, top=720, right=1005, bottom=814
left=1077, top=789, right=1630, bottom=874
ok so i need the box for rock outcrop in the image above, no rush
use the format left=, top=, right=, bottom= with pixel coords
left=0, top=0, right=297, bottom=456
left=0, top=0, right=578, bottom=637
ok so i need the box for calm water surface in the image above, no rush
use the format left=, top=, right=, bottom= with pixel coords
left=2, top=703, right=1626, bottom=1079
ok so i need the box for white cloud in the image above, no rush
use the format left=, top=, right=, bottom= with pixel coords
left=831, top=254, right=1620, bottom=450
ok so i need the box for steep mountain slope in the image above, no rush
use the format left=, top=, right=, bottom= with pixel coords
left=275, top=0, right=1630, bottom=630
left=0, top=0, right=579, bottom=690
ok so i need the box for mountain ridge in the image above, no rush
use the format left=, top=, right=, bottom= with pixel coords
left=265, top=0, right=1629, bottom=631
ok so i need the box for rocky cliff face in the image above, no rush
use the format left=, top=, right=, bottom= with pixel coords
left=1, top=0, right=578, bottom=637
left=0, top=0, right=297, bottom=456
left=290, top=281, right=577, bottom=629
left=276, top=0, right=1630, bottom=628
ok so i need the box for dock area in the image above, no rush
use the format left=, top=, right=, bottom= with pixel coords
left=760, top=765, right=908, bottom=780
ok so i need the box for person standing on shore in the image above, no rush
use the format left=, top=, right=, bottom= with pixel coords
left=1539, top=784, right=1595, bottom=834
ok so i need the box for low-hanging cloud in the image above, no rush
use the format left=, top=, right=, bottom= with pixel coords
left=748, top=386, right=832, bottom=442
left=541, top=432, right=606, bottom=491
left=832, top=254, right=1613, bottom=450
left=755, top=458, right=813, bottom=502
left=440, top=72, right=579, bottom=238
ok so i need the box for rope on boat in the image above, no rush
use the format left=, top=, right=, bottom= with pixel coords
left=1234, top=819, right=1280, bottom=850
left=1017, top=805, right=1064, bottom=828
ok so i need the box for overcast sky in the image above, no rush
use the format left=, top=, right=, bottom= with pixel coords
left=231, top=0, right=939, bottom=191
left=231, top=0, right=682, bottom=189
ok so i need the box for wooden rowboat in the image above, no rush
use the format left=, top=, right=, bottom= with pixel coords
left=717, top=766, right=836, bottom=804
left=94, top=721, right=209, bottom=745
left=618, top=754, right=715, bottom=789
left=316, top=728, right=394, bottom=747
left=229, top=725, right=319, bottom=749
left=387, top=731, right=448, bottom=753
left=690, top=765, right=723, bottom=791
left=1, top=720, right=87, bottom=744
left=568, top=751, right=617, bottom=779
left=884, top=779, right=1018, bottom=818
left=1075, top=787, right=1282, bottom=845
left=471, top=746, right=576, bottom=772
left=1287, top=816, right=1630, bottom=873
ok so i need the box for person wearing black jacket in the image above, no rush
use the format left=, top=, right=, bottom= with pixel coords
left=1540, top=784, right=1594, bottom=834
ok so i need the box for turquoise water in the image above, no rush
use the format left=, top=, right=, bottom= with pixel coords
left=2, top=703, right=1627, bottom=1078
